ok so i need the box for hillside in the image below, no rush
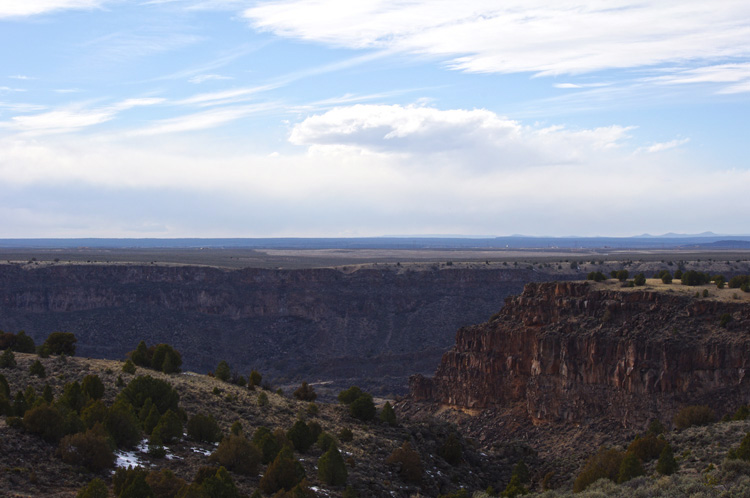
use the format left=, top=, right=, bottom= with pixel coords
left=0, top=352, right=515, bottom=498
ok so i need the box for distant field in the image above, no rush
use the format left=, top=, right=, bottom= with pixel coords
left=2, top=247, right=750, bottom=270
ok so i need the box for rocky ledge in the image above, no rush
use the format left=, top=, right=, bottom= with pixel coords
left=409, top=281, right=750, bottom=428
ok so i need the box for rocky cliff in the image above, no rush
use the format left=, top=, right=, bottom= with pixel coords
left=0, top=264, right=560, bottom=393
left=410, top=281, right=750, bottom=426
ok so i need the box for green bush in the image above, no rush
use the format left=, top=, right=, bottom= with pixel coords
left=198, top=466, right=240, bottom=498
left=146, top=469, right=186, bottom=498
left=129, top=340, right=152, bottom=368
left=386, top=441, right=422, bottom=483
left=318, top=444, right=347, bottom=486
left=152, top=409, right=183, bottom=443
left=439, top=434, right=462, bottom=466
left=656, top=443, right=678, bottom=475
left=380, top=401, right=397, bottom=426
left=253, top=426, right=282, bottom=464
left=673, top=405, right=715, bottom=430
left=76, top=478, right=109, bottom=498
left=58, top=423, right=115, bottom=472
left=118, top=375, right=180, bottom=416
left=733, top=405, right=750, bottom=421
left=728, top=432, right=750, bottom=461
left=616, top=270, right=629, bottom=282
left=349, top=393, right=376, bottom=421
left=13, top=331, right=36, bottom=353
left=572, top=447, right=624, bottom=492
left=681, top=270, right=711, bottom=286
left=150, top=343, right=182, bottom=374
left=293, top=382, right=317, bottom=401
left=260, top=445, right=306, bottom=494
left=617, top=451, right=644, bottom=483
left=729, top=275, right=750, bottom=289
left=120, top=472, right=155, bottom=498
left=29, top=359, right=46, bottom=378
left=633, top=273, right=646, bottom=286
left=317, top=432, right=337, bottom=452
left=287, top=420, right=315, bottom=453
left=249, top=370, right=262, bottom=387
left=587, top=271, right=607, bottom=282
left=0, top=373, right=9, bottom=398
left=122, top=359, right=137, bottom=374
left=338, top=386, right=364, bottom=405
left=721, top=313, right=733, bottom=328
left=105, top=398, right=142, bottom=449
left=215, top=360, right=231, bottom=382
left=187, top=413, right=222, bottom=443
left=627, top=433, right=666, bottom=462
left=81, top=400, right=108, bottom=429
left=43, top=331, right=77, bottom=355
left=257, top=392, right=269, bottom=407
left=338, top=427, right=353, bottom=442
left=210, top=433, right=261, bottom=475
left=23, top=403, right=65, bottom=442
left=0, top=348, right=16, bottom=368
left=82, top=374, right=105, bottom=400
left=114, top=467, right=149, bottom=497
left=61, top=381, right=86, bottom=413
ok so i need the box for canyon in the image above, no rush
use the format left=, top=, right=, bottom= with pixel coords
left=0, top=264, right=564, bottom=394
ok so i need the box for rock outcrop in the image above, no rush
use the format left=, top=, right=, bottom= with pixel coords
left=0, top=264, right=562, bottom=393
left=410, top=282, right=750, bottom=426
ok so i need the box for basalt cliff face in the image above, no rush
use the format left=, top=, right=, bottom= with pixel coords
left=410, top=282, right=750, bottom=426
left=0, top=264, right=558, bottom=393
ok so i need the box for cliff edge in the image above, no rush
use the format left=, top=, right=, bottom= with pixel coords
left=409, top=281, right=750, bottom=428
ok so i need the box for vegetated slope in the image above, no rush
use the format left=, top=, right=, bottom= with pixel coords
left=402, top=279, right=750, bottom=486
left=0, top=352, right=512, bottom=498
left=0, top=264, right=558, bottom=394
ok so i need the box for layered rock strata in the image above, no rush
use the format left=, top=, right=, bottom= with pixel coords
left=0, top=264, right=558, bottom=392
left=411, top=282, right=750, bottom=425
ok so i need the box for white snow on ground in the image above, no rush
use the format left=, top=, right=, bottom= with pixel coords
left=191, top=446, right=213, bottom=456
left=115, top=450, right=143, bottom=469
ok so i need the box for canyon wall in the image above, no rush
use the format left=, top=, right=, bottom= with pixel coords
left=0, top=264, right=560, bottom=393
left=411, top=282, right=750, bottom=425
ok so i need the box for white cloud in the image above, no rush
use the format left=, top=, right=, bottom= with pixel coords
left=649, top=63, right=750, bottom=94
left=0, top=98, right=164, bottom=134
left=639, top=138, right=690, bottom=154
left=244, top=1, right=750, bottom=76
left=290, top=104, right=633, bottom=169
left=188, top=74, right=233, bottom=84
left=0, top=0, right=108, bottom=17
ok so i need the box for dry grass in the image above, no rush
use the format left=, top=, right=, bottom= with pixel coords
left=590, top=279, right=750, bottom=303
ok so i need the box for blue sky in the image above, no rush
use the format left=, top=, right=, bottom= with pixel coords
left=1, top=0, right=749, bottom=237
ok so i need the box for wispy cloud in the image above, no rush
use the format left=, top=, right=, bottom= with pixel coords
left=245, top=1, right=750, bottom=76
left=649, top=63, right=750, bottom=94
left=0, top=86, right=26, bottom=93
left=0, top=97, right=164, bottom=134
left=188, top=74, right=233, bottom=84
left=9, top=75, right=35, bottom=80
left=128, top=102, right=277, bottom=135
left=0, top=0, right=110, bottom=18
left=638, top=138, right=690, bottom=154
left=81, top=30, right=203, bottom=65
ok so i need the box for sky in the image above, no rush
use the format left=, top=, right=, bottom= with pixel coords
left=1, top=0, right=749, bottom=238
